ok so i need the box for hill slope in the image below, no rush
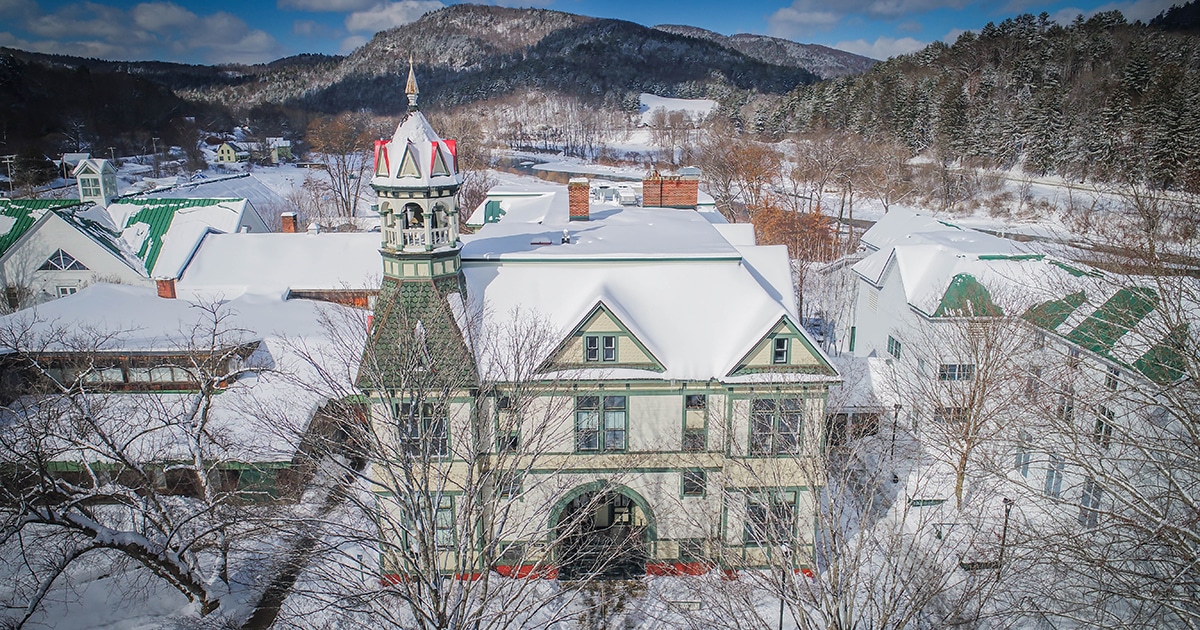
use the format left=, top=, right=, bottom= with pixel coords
left=653, top=24, right=876, bottom=79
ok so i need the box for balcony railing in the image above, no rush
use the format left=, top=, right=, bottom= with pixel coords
left=402, top=227, right=452, bottom=250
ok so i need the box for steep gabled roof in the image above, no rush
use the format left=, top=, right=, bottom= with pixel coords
left=0, top=199, right=86, bottom=259
left=370, top=111, right=461, bottom=190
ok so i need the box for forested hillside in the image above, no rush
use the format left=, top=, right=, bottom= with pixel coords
left=770, top=11, right=1200, bottom=191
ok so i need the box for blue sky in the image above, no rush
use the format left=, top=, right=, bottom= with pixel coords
left=0, top=0, right=1182, bottom=65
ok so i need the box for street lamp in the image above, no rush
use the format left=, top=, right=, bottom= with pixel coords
left=997, top=497, right=1014, bottom=578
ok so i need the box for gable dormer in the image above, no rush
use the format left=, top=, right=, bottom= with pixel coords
left=430, top=144, right=451, bottom=177
left=398, top=142, right=421, bottom=178
left=540, top=302, right=664, bottom=373
left=727, top=316, right=835, bottom=377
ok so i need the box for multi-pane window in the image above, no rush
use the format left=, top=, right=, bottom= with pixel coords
left=434, top=497, right=455, bottom=548
left=686, top=394, right=706, bottom=410
left=497, top=431, right=519, bottom=452
left=750, top=398, right=803, bottom=455
left=56, top=286, right=78, bottom=297
left=1015, top=430, right=1031, bottom=477
left=1056, top=388, right=1075, bottom=423
left=39, top=249, right=88, bottom=271
left=682, top=469, right=705, bottom=497
left=396, top=401, right=448, bottom=456
left=887, top=335, right=902, bottom=360
left=684, top=394, right=706, bottom=452
left=1067, top=347, right=1081, bottom=368
left=576, top=395, right=626, bottom=452
left=584, top=335, right=617, bottom=362
left=1079, top=477, right=1103, bottom=528
left=1026, top=366, right=1043, bottom=395
left=938, top=363, right=975, bottom=381
left=1105, top=366, right=1120, bottom=391
left=934, top=406, right=968, bottom=423
left=1044, top=453, right=1065, bottom=497
left=1094, top=407, right=1115, bottom=449
left=745, top=490, right=796, bottom=545
left=683, top=428, right=706, bottom=452
left=772, top=338, right=789, bottom=364
left=80, top=177, right=101, bottom=198
left=495, top=395, right=519, bottom=452
left=498, top=473, right=522, bottom=499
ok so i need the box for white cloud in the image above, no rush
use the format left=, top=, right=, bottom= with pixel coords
left=767, top=7, right=842, bottom=39
left=833, top=35, right=927, bottom=59
left=131, top=2, right=196, bottom=32
left=1050, top=0, right=1175, bottom=24
left=340, top=34, right=370, bottom=53
left=943, top=27, right=969, bottom=42
left=278, top=0, right=378, bottom=10
left=345, top=1, right=443, bottom=34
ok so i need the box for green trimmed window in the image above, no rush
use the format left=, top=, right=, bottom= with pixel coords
left=435, top=497, right=455, bottom=548
left=584, top=335, right=617, bottom=362
left=772, top=337, right=789, bottom=364
left=576, top=395, right=626, bottom=452
left=750, top=398, right=803, bottom=455
left=745, top=490, right=797, bottom=545
left=682, top=469, right=705, bottom=497
left=395, top=401, right=448, bottom=456
left=887, top=335, right=902, bottom=360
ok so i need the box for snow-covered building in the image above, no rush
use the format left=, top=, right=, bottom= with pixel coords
left=0, top=170, right=268, bottom=308
left=215, top=142, right=250, bottom=163
left=845, top=208, right=1193, bottom=522
left=0, top=282, right=360, bottom=496
left=362, top=69, right=839, bottom=581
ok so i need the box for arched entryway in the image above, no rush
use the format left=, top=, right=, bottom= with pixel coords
left=551, top=483, right=654, bottom=581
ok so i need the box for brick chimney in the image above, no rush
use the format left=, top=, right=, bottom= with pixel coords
left=281, top=211, right=298, bottom=233
left=155, top=277, right=176, bottom=299
left=642, top=169, right=700, bottom=209
left=568, top=178, right=590, bottom=221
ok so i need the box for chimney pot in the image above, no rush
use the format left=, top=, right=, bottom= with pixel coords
left=155, top=277, right=176, bottom=299
left=281, top=211, right=298, bottom=233
left=568, top=177, right=590, bottom=222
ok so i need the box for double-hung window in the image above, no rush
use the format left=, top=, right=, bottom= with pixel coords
left=887, top=335, right=902, bottom=360
left=745, top=490, right=797, bottom=545
left=576, top=395, right=626, bottom=452
left=1105, top=366, right=1120, bottom=391
left=584, top=335, right=617, bottom=362
left=682, top=469, right=705, bottom=497
left=1079, top=477, right=1103, bottom=528
left=938, top=363, right=975, bottom=381
left=772, top=338, right=789, bottom=364
left=1015, top=430, right=1031, bottom=477
left=1094, top=407, right=1114, bottom=449
left=434, top=497, right=455, bottom=548
left=683, top=394, right=706, bottom=452
left=750, top=398, right=803, bottom=455
left=1044, top=453, right=1065, bottom=498
left=396, top=401, right=448, bottom=456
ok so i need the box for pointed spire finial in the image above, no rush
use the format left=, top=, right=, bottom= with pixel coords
left=405, top=55, right=419, bottom=112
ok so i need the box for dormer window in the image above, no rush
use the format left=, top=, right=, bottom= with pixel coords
left=39, top=249, right=88, bottom=271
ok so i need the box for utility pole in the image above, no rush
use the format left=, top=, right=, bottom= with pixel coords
left=151, top=137, right=160, bottom=177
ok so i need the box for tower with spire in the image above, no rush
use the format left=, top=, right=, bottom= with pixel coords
left=359, top=61, right=474, bottom=391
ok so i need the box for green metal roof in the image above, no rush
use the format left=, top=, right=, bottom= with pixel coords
left=114, top=199, right=235, bottom=275
left=932, top=273, right=1003, bottom=317
left=1023, top=291, right=1087, bottom=330
left=1133, top=324, right=1190, bottom=385
left=1065, top=287, right=1158, bottom=357
left=0, top=199, right=85, bottom=258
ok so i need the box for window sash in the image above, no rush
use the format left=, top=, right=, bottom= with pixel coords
left=772, top=338, right=788, bottom=364
left=682, top=469, right=705, bottom=496
left=602, top=335, right=617, bottom=362
left=749, top=398, right=804, bottom=455
left=584, top=336, right=599, bottom=362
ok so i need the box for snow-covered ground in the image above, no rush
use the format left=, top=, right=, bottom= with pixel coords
left=638, top=93, right=717, bottom=126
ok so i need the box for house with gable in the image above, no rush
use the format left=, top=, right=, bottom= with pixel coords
left=846, top=208, right=1193, bottom=524
left=0, top=159, right=268, bottom=308
left=360, top=67, right=839, bottom=582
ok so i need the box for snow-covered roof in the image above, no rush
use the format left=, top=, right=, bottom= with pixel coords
left=134, top=173, right=285, bottom=218
left=462, top=198, right=741, bottom=261
left=103, top=198, right=251, bottom=279
left=860, top=207, right=1018, bottom=254
left=0, top=284, right=363, bottom=462
left=179, top=232, right=381, bottom=299
left=458, top=186, right=836, bottom=384
left=370, top=111, right=461, bottom=190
